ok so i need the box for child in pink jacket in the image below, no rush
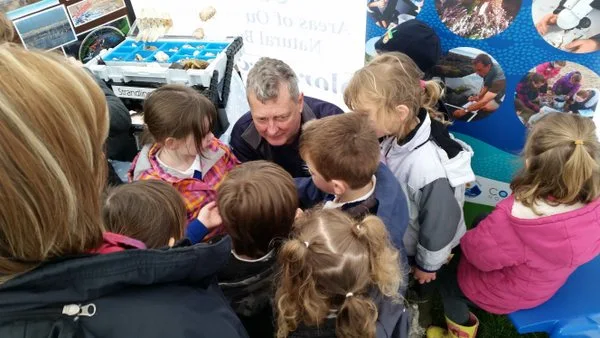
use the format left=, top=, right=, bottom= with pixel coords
left=427, top=113, right=600, bottom=338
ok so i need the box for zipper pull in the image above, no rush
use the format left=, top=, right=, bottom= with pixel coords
left=62, top=303, right=96, bottom=317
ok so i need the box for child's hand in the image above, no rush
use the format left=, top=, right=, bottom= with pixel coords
left=412, top=267, right=437, bottom=284
left=197, top=201, right=222, bottom=229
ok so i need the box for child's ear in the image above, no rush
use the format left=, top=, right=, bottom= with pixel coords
left=394, top=104, right=411, bottom=123
left=331, top=179, right=347, bottom=196
left=164, top=137, right=178, bottom=150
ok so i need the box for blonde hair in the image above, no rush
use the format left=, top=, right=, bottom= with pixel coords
left=0, top=44, right=108, bottom=281
left=276, top=209, right=402, bottom=338
left=511, top=113, right=600, bottom=212
left=344, top=52, right=448, bottom=139
left=0, top=12, right=14, bottom=43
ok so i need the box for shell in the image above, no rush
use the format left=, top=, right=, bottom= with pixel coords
left=154, top=51, right=169, bottom=62
left=199, top=6, right=216, bottom=22
left=193, top=28, right=205, bottom=40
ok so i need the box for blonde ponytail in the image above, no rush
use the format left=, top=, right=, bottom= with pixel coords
left=337, top=294, right=378, bottom=338
left=422, top=79, right=450, bottom=125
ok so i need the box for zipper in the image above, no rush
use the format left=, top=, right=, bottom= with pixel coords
left=0, top=303, right=96, bottom=323
left=62, top=303, right=96, bottom=318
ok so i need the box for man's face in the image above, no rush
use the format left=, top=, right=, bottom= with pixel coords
left=473, top=62, right=492, bottom=78
left=249, top=83, right=304, bottom=146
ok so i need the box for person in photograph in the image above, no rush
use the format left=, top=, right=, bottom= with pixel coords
left=535, top=61, right=566, bottom=93
left=553, top=71, right=583, bottom=101
left=535, top=1, right=600, bottom=53
left=453, top=54, right=506, bottom=119
left=367, top=0, right=419, bottom=29
left=571, top=88, right=600, bottom=114
left=516, top=73, right=546, bottom=114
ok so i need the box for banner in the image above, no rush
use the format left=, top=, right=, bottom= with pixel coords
left=365, top=0, right=600, bottom=218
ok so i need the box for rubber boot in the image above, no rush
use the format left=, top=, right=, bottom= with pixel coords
left=426, top=312, right=479, bottom=338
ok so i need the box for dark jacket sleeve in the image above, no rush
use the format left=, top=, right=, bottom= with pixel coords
left=416, top=178, right=462, bottom=272
left=295, top=177, right=327, bottom=209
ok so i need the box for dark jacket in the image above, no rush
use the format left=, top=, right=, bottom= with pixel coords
left=89, top=72, right=138, bottom=162
left=288, top=289, right=410, bottom=338
left=295, top=163, right=409, bottom=257
left=219, top=250, right=278, bottom=338
left=229, top=96, right=343, bottom=177
left=0, top=238, right=249, bottom=338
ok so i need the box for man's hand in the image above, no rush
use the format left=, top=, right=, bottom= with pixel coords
left=197, top=201, right=222, bottom=229
left=566, top=39, right=600, bottom=53
left=412, top=267, right=437, bottom=284
left=535, top=13, right=558, bottom=36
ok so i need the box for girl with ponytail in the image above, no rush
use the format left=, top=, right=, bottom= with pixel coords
left=275, top=209, right=409, bottom=338
left=344, top=52, right=475, bottom=290
left=428, top=113, right=600, bottom=338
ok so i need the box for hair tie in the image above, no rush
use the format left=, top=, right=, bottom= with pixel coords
left=356, top=224, right=361, bottom=231
left=574, top=140, right=584, bottom=145
left=419, top=80, right=426, bottom=90
left=303, top=241, right=309, bottom=248
left=345, top=292, right=354, bottom=298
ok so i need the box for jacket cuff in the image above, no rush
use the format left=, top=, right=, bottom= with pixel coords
left=185, top=219, right=209, bottom=244
left=415, top=243, right=451, bottom=272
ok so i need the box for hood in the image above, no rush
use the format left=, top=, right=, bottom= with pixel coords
left=0, top=237, right=232, bottom=314
left=502, top=196, right=600, bottom=267
left=381, top=113, right=475, bottom=187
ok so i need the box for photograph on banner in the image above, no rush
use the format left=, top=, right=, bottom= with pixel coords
left=431, top=47, right=506, bottom=122
left=13, top=5, right=77, bottom=50
left=67, top=0, right=126, bottom=28
left=435, top=0, right=521, bottom=39
left=515, top=61, right=600, bottom=127
left=2, top=0, right=58, bottom=20
left=533, top=0, right=600, bottom=53
left=366, top=0, right=423, bottom=29
left=63, top=16, right=129, bottom=62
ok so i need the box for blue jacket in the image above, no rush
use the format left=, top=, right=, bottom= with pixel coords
left=296, top=163, right=409, bottom=260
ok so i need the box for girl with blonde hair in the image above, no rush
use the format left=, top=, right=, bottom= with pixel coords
left=0, top=44, right=247, bottom=338
left=344, top=52, right=474, bottom=289
left=428, top=113, right=600, bottom=338
left=276, top=208, right=409, bottom=338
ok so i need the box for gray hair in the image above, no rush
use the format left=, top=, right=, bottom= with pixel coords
left=246, top=57, right=300, bottom=103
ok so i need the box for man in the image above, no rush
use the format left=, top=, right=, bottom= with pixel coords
left=454, top=53, right=506, bottom=119
left=229, top=57, right=343, bottom=177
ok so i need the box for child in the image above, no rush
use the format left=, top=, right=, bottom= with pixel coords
left=129, top=84, right=238, bottom=241
left=572, top=88, right=600, bottom=115
left=515, top=72, right=546, bottom=114
left=535, top=61, right=566, bottom=84
left=553, top=71, right=582, bottom=101
left=344, top=52, right=475, bottom=286
left=275, top=208, right=408, bottom=338
left=213, top=161, right=298, bottom=338
left=295, top=112, right=409, bottom=263
left=103, top=180, right=220, bottom=248
left=427, top=113, right=600, bottom=338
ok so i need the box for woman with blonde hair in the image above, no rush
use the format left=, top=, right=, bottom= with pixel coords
left=0, top=44, right=247, bottom=338
left=428, top=113, right=600, bottom=338
left=275, top=208, right=409, bottom=338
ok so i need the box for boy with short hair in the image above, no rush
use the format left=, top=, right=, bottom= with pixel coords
left=296, top=112, right=409, bottom=260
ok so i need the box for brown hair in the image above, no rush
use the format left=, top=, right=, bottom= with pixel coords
left=576, top=89, right=591, bottom=99
left=217, top=161, right=298, bottom=258
left=0, top=12, right=15, bottom=43
left=344, top=52, right=448, bottom=139
left=555, top=61, right=567, bottom=67
left=103, top=180, right=186, bottom=248
left=276, top=209, right=402, bottom=338
left=299, top=112, right=380, bottom=189
left=472, top=53, right=493, bottom=66
left=511, top=113, right=600, bottom=212
left=528, top=72, right=545, bottom=85
left=0, top=44, right=108, bottom=281
left=143, top=84, right=216, bottom=152
left=571, top=72, right=582, bottom=83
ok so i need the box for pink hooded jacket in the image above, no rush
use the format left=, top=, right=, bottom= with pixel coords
left=458, top=195, right=600, bottom=314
